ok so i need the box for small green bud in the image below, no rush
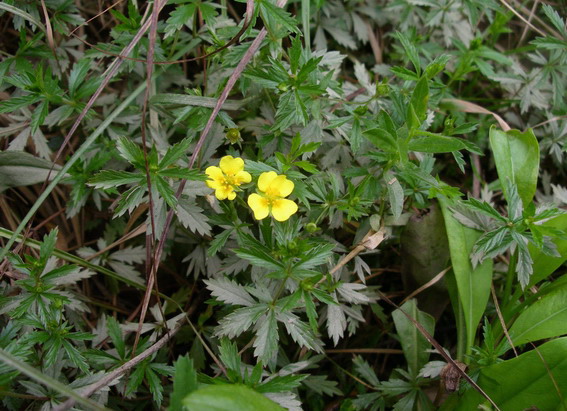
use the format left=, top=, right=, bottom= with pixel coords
left=306, top=222, right=319, bottom=233
left=277, top=82, right=289, bottom=92
left=226, top=128, right=241, bottom=144
left=354, top=106, right=368, bottom=116
left=301, top=280, right=314, bottom=291
left=376, top=83, right=389, bottom=96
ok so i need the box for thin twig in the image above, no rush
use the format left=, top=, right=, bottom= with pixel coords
left=491, top=283, right=518, bottom=357
left=318, top=227, right=386, bottom=286
left=54, top=319, right=186, bottom=411
left=530, top=342, right=566, bottom=407
left=401, top=266, right=451, bottom=306
left=131, top=0, right=164, bottom=357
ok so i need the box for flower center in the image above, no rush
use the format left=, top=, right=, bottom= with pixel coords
left=222, top=175, right=237, bottom=188
left=261, top=193, right=279, bottom=208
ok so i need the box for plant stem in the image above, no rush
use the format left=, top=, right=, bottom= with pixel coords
left=503, top=250, right=518, bottom=305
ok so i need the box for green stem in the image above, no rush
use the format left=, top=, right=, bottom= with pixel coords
left=503, top=250, right=518, bottom=305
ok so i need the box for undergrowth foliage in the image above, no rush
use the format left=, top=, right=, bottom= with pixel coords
left=0, top=0, right=567, bottom=410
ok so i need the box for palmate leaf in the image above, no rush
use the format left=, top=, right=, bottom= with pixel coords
left=256, top=374, right=308, bottom=393
left=462, top=197, right=507, bottom=223
left=154, top=175, right=176, bottom=207
left=159, top=137, right=192, bottom=169
left=511, top=231, right=534, bottom=289
left=254, top=311, right=279, bottom=362
left=235, top=234, right=285, bottom=272
left=204, top=278, right=257, bottom=307
left=259, top=0, right=300, bottom=35
left=293, top=243, right=334, bottom=270
left=277, top=311, right=323, bottom=353
left=216, top=305, right=268, bottom=339
left=88, top=170, right=144, bottom=189
left=274, top=90, right=309, bottom=131
left=114, top=185, right=145, bottom=217
left=326, top=299, right=347, bottom=346
left=116, top=136, right=144, bottom=167
left=471, top=226, right=513, bottom=266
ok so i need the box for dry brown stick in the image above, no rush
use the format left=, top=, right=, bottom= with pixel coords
left=490, top=283, right=518, bottom=357
left=401, top=266, right=451, bottom=306
left=365, top=20, right=382, bottom=65
left=84, top=224, right=146, bottom=261
left=519, top=0, right=540, bottom=45
left=131, top=0, right=164, bottom=357
left=318, top=227, right=387, bottom=286
left=529, top=342, right=565, bottom=406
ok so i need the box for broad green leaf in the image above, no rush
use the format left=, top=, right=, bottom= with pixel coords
left=350, top=117, right=362, bottom=154
left=409, top=135, right=466, bottom=153
left=453, top=337, right=567, bottom=410
left=386, top=175, right=404, bottom=220
left=489, top=127, right=539, bottom=207
left=363, top=128, right=398, bottom=153
left=439, top=197, right=493, bottom=356
left=400, top=204, right=450, bottom=298
left=170, top=355, right=198, bottom=411
left=392, top=299, right=435, bottom=378
left=0, top=151, right=64, bottom=193
left=409, top=77, right=429, bottom=124
left=508, top=282, right=567, bottom=347
left=183, top=384, right=285, bottom=411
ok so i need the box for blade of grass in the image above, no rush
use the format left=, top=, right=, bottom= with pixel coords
left=0, top=3, right=47, bottom=33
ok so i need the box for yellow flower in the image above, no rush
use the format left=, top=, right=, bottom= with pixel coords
left=248, top=171, right=298, bottom=222
left=205, top=156, right=251, bottom=200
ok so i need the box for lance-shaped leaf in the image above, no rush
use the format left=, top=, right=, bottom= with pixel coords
left=489, top=127, right=539, bottom=207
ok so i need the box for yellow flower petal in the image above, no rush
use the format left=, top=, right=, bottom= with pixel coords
left=206, top=180, right=222, bottom=190
left=220, top=156, right=244, bottom=176
left=248, top=193, right=270, bottom=220
left=270, top=175, right=294, bottom=197
left=235, top=170, right=252, bottom=184
left=271, top=198, right=298, bottom=222
left=258, top=171, right=278, bottom=193
left=215, top=186, right=233, bottom=200
left=205, top=166, right=224, bottom=182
